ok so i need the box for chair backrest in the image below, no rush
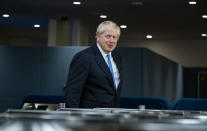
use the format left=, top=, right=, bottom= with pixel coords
left=171, top=98, right=207, bottom=111
left=21, top=94, right=65, bottom=109
left=120, top=97, right=169, bottom=110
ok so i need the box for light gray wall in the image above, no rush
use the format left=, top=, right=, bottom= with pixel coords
left=119, top=40, right=207, bottom=67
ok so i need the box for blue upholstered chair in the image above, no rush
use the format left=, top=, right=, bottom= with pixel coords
left=21, top=94, right=65, bottom=109
left=120, top=97, right=169, bottom=110
left=171, top=98, right=207, bottom=111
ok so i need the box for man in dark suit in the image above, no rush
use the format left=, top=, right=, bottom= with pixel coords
left=64, top=21, right=122, bottom=108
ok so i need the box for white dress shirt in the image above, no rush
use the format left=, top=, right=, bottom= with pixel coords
left=97, top=44, right=120, bottom=88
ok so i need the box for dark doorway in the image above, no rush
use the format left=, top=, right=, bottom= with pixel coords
left=197, top=72, right=207, bottom=98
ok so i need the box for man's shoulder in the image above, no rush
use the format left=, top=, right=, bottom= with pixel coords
left=112, top=48, right=122, bottom=57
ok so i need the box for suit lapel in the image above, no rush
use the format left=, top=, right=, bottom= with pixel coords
left=112, top=50, right=122, bottom=90
left=92, top=45, right=115, bottom=89
left=112, top=53, right=121, bottom=75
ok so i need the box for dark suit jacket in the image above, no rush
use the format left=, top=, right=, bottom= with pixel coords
left=64, top=45, right=122, bottom=108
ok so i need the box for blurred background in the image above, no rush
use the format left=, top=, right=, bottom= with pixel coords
left=0, top=0, right=207, bottom=67
left=0, top=0, right=207, bottom=111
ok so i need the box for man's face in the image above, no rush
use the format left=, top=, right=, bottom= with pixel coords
left=96, top=30, right=119, bottom=53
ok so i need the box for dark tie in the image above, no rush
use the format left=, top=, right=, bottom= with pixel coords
left=107, top=54, right=116, bottom=88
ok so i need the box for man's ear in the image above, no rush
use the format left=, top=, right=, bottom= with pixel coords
left=96, top=35, right=100, bottom=41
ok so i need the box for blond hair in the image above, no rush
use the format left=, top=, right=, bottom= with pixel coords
left=96, top=21, right=121, bottom=38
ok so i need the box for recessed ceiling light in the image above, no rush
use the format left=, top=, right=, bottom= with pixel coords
left=131, top=2, right=143, bottom=6
left=189, top=1, right=196, bottom=5
left=100, top=15, right=107, bottom=18
left=2, top=14, right=10, bottom=18
left=202, top=15, right=207, bottom=19
left=73, top=1, right=81, bottom=5
left=120, top=25, right=127, bottom=29
left=34, top=24, right=40, bottom=28
left=201, top=34, right=207, bottom=37
left=146, top=35, right=152, bottom=39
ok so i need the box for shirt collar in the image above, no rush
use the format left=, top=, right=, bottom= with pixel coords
left=96, top=43, right=111, bottom=57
